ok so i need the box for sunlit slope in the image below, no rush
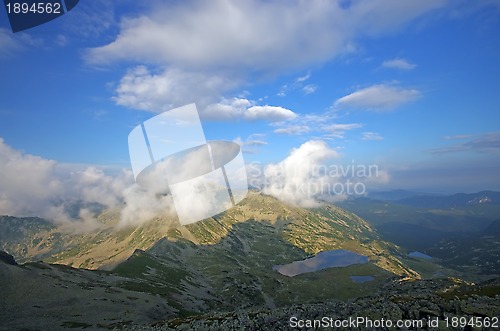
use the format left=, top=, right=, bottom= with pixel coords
left=0, top=212, right=174, bottom=269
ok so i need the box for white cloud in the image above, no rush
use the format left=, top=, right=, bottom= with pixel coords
left=303, top=84, right=317, bottom=94
left=272, top=113, right=361, bottom=138
left=272, top=112, right=337, bottom=135
left=381, top=58, right=416, bottom=70
left=322, top=123, right=363, bottom=138
left=444, top=134, right=472, bottom=140
left=296, top=72, right=311, bottom=82
left=203, top=98, right=252, bottom=120
left=362, top=132, right=384, bottom=140
left=87, top=0, right=447, bottom=71
left=334, top=84, right=420, bottom=111
left=234, top=135, right=268, bottom=154
left=61, top=0, right=115, bottom=38
left=0, top=138, right=176, bottom=231
left=250, top=140, right=391, bottom=206
left=244, top=105, right=297, bottom=121
left=278, top=72, right=317, bottom=97
left=432, top=132, right=500, bottom=154
left=274, top=125, right=311, bottom=135
left=87, top=0, right=447, bottom=110
left=0, top=138, right=127, bottom=224
left=246, top=140, right=267, bottom=146
left=114, top=69, right=295, bottom=121
left=260, top=140, right=341, bottom=207
left=0, top=138, right=62, bottom=215
left=0, top=28, right=43, bottom=57
left=114, top=66, right=242, bottom=113
left=118, top=184, right=175, bottom=229
left=203, top=98, right=297, bottom=121
left=86, top=1, right=345, bottom=70
left=0, top=29, right=22, bottom=57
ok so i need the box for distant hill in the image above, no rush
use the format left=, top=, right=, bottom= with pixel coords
left=429, top=219, right=500, bottom=275
left=337, top=197, right=496, bottom=232
left=337, top=191, right=500, bottom=276
left=366, top=190, right=430, bottom=201
left=482, top=218, right=500, bottom=236
left=395, top=191, right=500, bottom=209
left=0, top=216, right=57, bottom=263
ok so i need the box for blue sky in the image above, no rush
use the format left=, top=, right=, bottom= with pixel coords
left=1, top=0, right=500, bottom=199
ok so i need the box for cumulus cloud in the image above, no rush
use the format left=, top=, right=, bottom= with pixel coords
left=381, top=58, right=416, bottom=70
left=114, top=68, right=296, bottom=121
left=0, top=138, right=176, bottom=231
left=87, top=1, right=344, bottom=70
left=0, top=138, right=127, bottom=225
left=334, top=84, right=420, bottom=111
left=203, top=98, right=297, bottom=121
left=0, top=138, right=63, bottom=216
left=259, top=140, right=341, bottom=207
left=0, top=136, right=393, bottom=227
left=114, top=66, right=242, bottom=113
left=86, top=0, right=447, bottom=71
left=244, top=105, right=297, bottom=121
left=246, top=139, right=393, bottom=206
left=86, top=0, right=446, bottom=111
left=0, top=137, right=253, bottom=229
left=118, top=184, right=175, bottom=229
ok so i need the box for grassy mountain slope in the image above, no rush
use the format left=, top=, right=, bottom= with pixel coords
left=0, top=211, right=175, bottom=270
left=106, top=191, right=420, bottom=313
left=2, top=192, right=497, bottom=329
left=0, top=254, right=177, bottom=330
left=1, top=192, right=416, bottom=277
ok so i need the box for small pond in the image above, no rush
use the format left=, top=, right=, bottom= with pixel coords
left=273, top=249, right=369, bottom=277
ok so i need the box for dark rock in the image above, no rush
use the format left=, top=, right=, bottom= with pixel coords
left=0, top=251, right=18, bottom=265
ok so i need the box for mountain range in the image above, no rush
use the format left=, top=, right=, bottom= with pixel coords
left=0, top=190, right=499, bottom=330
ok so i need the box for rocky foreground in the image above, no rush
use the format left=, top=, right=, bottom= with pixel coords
left=1, top=250, right=499, bottom=330
left=133, top=277, right=500, bottom=330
